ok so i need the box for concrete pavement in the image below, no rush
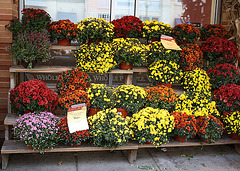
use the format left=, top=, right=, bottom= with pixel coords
left=2, top=144, right=240, bottom=171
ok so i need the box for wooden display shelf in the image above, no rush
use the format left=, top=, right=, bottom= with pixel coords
left=1, top=140, right=138, bottom=169
left=9, top=65, right=133, bottom=74
left=2, top=135, right=240, bottom=169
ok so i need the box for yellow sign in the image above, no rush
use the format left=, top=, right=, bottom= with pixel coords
left=67, top=103, right=89, bottom=133
left=161, top=35, right=182, bottom=51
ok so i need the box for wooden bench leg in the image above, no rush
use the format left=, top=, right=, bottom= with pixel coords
left=2, top=154, right=9, bottom=170
left=127, top=149, right=137, bottom=163
left=235, top=144, right=240, bottom=154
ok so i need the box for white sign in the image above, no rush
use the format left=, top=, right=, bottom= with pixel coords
left=161, top=35, right=182, bottom=50
left=67, top=103, right=89, bottom=133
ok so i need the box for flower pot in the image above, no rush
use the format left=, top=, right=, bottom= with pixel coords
left=229, top=134, right=240, bottom=139
left=71, top=142, right=83, bottom=147
left=175, top=135, right=187, bottom=142
left=200, top=138, right=211, bottom=143
left=145, top=141, right=152, bottom=144
left=87, top=39, right=102, bottom=45
left=88, top=108, right=100, bottom=117
left=119, top=62, right=133, bottom=70
left=157, top=83, right=172, bottom=88
left=21, top=60, right=37, bottom=69
left=116, top=108, right=128, bottom=118
left=57, top=38, right=71, bottom=46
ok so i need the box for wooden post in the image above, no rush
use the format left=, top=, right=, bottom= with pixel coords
left=2, top=154, right=9, bottom=170
left=127, top=149, right=137, bottom=163
left=235, top=144, right=240, bottom=154
left=4, top=125, right=9, bottom=141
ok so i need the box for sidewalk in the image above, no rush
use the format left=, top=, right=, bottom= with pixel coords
left=2, top=144, right=240, bottom=171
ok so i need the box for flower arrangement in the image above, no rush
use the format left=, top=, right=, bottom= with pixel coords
left=13, top=112, right=59, bottom=153
left=56, top=67, right=91, bottom=96
left=223, top=111, right=240, bottom=136
left=146, top=41, right=181, bottom=65
left=171, top=111, right=197, bottom=139
left=47, top=19, right=77, bottom=41
left=76, top=17, right=114, bottom=43
left=214, top=83, right=240, bottom=116
left=129, top=107, right=175, bottom=145
left=180, top=44, right=203, bottom=71
left=181, top=68, right=211, bottom=92
left=86, top=83, right=114, bottom=109
left=171, top=23, right=200, bottom=44
left=145, top=86, right=178, bottom=110
left=21, top=8, right=51, bottom=32
left=114, top=85, right=146, bottom=114
left=58, top=90, right=90, bottom=112
left=112, top=15, right=143, bottom=38
left=142, top=20, right=172, bottom=40
left=88, top=108, right=131, bottom=148
left=196, top=115, right=224, bottom=143
left=175, top=91, right=220, bottom=117
left=10, top=79, right=58, bottom=115
left=112, top=38, right=147, bottom=66
left=6, top=8, right=51, bottom=36
left=200, top=24, right=228, bottom=41
left=9, top=31, right=51, bottom=69
left=207, top=63, right=240, bottom=89
left=75, top=42, right=117, bottom=73
left=58, top=116, right=90, bottom=146
left=148, top=60, right=182, bottom=86
left=200, top=37, right=239, bottom=64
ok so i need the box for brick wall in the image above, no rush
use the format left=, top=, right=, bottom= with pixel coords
left=0, top=0, right=18, bottom=136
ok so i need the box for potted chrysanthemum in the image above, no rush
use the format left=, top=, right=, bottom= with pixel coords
left=88, top=108, right=131, bottom=148
left=130, top=107, right=175, bottom=145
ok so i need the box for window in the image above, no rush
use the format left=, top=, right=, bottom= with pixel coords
left=22, top=0, right=218, bottom=26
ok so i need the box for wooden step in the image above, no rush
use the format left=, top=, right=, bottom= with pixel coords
left=1, top=140, right=138, bottom=154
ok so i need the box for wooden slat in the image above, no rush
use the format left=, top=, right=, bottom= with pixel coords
left=0, top=15, right=13, bottom=21
left=9, top=66, right=133, bottom=74
left=132, top=66, right=148, bottom=73
left=0, top=93, right=8, bottom=98
left=0, top=3, right=13, bottom=8
left=0, top=31, right=12, bottom=37
left=0, top=9, right=13, bottom=15
left=137, top=134, right=240, bottom=149
left=0, top=37, right=12, bottom=43
left=0, top=65, right=11, bottom=70
left=0, top=71, right=10, bottom=77
left=0, top=54, right=12, bottom=60
left=51, top=45, right=78, bottom=50
left=0, top=61, right=12, bottom=65
left=1, top=140, right=138, bottom=154
left=0, top=77, right=10, bottom=82
left=0, top=82, right=10, bottom=87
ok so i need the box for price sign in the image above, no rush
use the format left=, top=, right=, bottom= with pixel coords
left=67, top=103, right=89, bottom=133
left=161, top=35, right=182, bottom=51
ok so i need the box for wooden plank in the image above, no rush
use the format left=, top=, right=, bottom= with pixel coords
left=0, top=61, right=12, bottom=65
left=0, top=31, right=12, bottom=37
left=0, top=9, right=13, bottom=15
left=0, top=93, right=8, bottom=98
left=0, top=82, right=10, bottom=87
left=1, top=140, right=138, bottom=154
left=137, top=135, right=240, bottom=149
left=9, top=66, right=134, bottom=74
left=133, top=66, right=148, bottom=73
left=0, top=37, right=12, bottom=43
left=0, top=77, right=10, bottom=82
left=0, top=15, right=12, bottom=21
left=51, top=45, right=78, bottom=50
left=0, top=71, right=10, bottom=77
left=0, top=54, right=12, bottom=61
left=0, top=3, right=13, bottom=8
left=0, top=66, right=11, bottom=70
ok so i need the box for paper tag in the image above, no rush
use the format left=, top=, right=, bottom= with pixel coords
left=161, top=35, right=182, bottom=50
left=67, top=103, right=89, bottom=133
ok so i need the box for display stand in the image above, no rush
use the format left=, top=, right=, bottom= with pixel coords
left=2, top=46, right=240, bottom=169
